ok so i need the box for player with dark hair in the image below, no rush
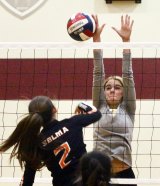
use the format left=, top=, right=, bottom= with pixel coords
left=0, top=96, right=101, bottom=186
left=76, top=151, right=112, bottom=186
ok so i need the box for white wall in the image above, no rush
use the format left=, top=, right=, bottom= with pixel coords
left=0, top=0, right=159, bottom=42
left=0, top=0, right=160, bottom=185
left=1, top=99, right=160, bottom=186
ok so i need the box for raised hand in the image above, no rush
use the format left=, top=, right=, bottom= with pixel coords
left=112, top=15, right=134, bottom=42
left=92, top=14, right=105, bottom=42
left=75, top=102, right=97, bottom=115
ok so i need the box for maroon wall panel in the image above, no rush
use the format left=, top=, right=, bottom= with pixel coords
left=0, top=58, right=160, bottom=100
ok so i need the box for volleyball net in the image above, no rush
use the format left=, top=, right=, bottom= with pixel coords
left=0, top=42, right=160, bottom=185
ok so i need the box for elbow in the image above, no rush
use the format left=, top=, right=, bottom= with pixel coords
left=97, top=110, right=102, bottom=119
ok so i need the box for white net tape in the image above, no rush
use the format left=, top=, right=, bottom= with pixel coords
left=0, top=42, right=160, bottom=49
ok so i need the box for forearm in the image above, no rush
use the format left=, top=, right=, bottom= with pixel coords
left=122, top=52, right=133, bottom=77
left=93, top=49, right=104, bottom=75
left=123, top=38, right=131, bottom=54
left=123, top=48, right=131, bottom=54
left=92, top=50, right=105, bottom=108
left=122, top=53, right=136, bottom=114
left=20, top=165, right=36, bottom=186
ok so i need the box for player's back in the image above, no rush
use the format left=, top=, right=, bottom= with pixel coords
left=40, top=118, right=85, bottom=171
left=39, top=110, right=101, bottom=186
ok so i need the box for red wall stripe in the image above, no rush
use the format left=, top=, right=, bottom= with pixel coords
left=0, top=58, right=160, bottom=100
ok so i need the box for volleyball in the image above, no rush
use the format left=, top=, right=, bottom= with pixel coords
left=67, top=12, right=96, bottom=41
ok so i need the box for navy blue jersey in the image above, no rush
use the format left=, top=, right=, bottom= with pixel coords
left=21, top=111, right=101, bottom=186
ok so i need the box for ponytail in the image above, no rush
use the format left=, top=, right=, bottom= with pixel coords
left=0, top=96, right=55, bottom=170
left=0, top=113, right=44, bottom=169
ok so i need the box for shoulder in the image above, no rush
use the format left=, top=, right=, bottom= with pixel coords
left=59, top=116, right=81, bottom=126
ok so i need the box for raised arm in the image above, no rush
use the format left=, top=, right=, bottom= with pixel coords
left=112, top=15, right=136, bottom=117
left=92, top=15, right=106, bottom=109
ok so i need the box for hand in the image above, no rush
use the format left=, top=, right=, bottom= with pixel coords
left=92, top=14, right=105, bottom=42
left=74, top=106, right=86, bottom=115
left=74, top=102, right=97, bottom=115
left=112, top=15, right=134, bottom=42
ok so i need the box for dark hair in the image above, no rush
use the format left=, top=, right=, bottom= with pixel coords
left=79, top=151, right=111, bottom=186
left=0, top=96, right=55, bottom=170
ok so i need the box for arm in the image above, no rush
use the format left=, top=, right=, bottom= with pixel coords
left=122, top=52, right=136, bottom=115
left=71, top=110, right=102, bottom=127
left=112, top=15, right=136, bottom=115
left=92, top=15, right=106, bottom=109
left=20, top=164, right=36, bottom=186
left=92, top=50, right=106, bottom=109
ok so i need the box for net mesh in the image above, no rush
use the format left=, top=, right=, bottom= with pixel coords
left=0, top=42, right=160, bottom=185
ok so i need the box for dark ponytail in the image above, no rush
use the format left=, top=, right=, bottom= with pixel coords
left=0, top=96, right=55, bottom=170
left=79, top=151, right=111, bottom=186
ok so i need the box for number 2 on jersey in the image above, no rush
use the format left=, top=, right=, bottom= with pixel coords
left=54, top=142, right=71, bottom=169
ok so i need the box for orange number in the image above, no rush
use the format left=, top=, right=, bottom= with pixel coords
left=54, top=142, right=71, bottom=169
